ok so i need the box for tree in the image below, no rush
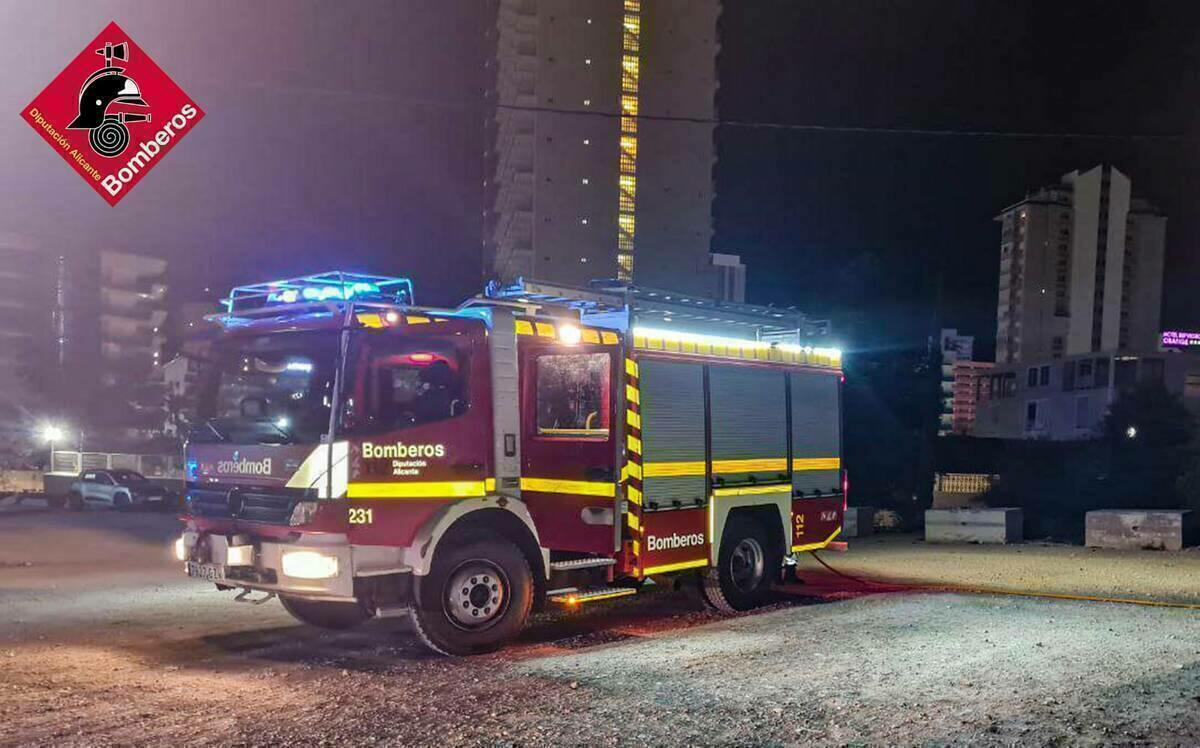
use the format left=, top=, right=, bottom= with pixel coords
left=1100, top=383, right=1196, bottom=510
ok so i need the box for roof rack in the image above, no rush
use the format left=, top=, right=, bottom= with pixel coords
left=476, top=277, right=832, bottom=343
left=224, top=271, right=414, bottom=314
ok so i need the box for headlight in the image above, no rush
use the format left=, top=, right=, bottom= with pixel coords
left=281, top=550, right=339, bottom=579
left=173, top=536, right=187, bottom=561
left=226, top=545, right=254, bottom=567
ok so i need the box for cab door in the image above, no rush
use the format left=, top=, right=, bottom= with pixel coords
left=518, top=327, right=620, bottom=554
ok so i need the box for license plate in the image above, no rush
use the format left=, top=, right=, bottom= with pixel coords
left=186, top=561, right=225, bottom=582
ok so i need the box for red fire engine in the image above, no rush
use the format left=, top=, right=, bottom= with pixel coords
left=176, top=272, right=844, bottom=655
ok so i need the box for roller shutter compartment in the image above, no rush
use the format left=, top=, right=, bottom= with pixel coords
left=639, top=359, right=707, bottom=508
left=709, top=365, right=788, bottom=485
left=790, top=370, right=841, bottom=496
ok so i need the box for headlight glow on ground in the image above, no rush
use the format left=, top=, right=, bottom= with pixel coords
left=281, top=550, right=339, bottom=579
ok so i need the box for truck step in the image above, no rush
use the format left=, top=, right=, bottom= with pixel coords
left=548, top=586, right=637, bottom=606
left=549, top=557, right=617, bottom=572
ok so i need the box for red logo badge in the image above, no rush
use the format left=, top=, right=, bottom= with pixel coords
left=20, top=22, right=204, bottom=206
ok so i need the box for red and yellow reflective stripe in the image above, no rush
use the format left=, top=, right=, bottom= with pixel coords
left=793, top=457, right=841, bottom=471
left=347, top=478, right=496, bottom=499
left=519, top=477, right=615, bottom=497
left=642, top=558, right=708, bottom=575
left=643, top=457, right=838, bottom=478
left=791, top=526, right=842, bottom=553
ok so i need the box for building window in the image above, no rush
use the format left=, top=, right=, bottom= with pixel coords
left=1039, top=365, right=1050, bottom=386
left=1027, top=367, right=1038, bottom=387
left=1094, top=358, right=1110, bottom=388
left=1025, top=401, right=1040, bottom=432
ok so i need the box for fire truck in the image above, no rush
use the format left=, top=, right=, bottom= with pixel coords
left=176, top=272, right=844, bottom=655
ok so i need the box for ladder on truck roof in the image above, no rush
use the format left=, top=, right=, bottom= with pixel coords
left=476, top=277, right=832, bottom=343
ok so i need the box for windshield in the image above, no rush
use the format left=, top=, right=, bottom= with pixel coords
left=193, top=331, right=337, bottom=444
left=108, top=470, right=147, bottom=483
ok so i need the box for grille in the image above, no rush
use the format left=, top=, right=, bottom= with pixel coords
left=187, top=485, right=304, bottom=524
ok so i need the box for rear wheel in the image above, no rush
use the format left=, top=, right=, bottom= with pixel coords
left=279, top=595, right=373, bottom=630
left=410, top=536, right=533, bottom=656
left=113, top=492, right=132, bottom=512
left=701, top=515, right=779, bottom=613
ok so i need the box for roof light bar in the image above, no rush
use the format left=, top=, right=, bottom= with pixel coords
left=224, top=271, right=414, bottom=313
left=632, top=325, right=842, bottom=361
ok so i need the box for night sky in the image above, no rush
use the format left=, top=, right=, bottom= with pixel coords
left=4, top=1, right=1200, bottom=357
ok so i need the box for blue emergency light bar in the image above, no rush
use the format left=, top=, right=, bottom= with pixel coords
left=224, top=271, right=415, bottom=313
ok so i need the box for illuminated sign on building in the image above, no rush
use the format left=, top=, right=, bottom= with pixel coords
left=1161, top=330, right=1200, bottom=348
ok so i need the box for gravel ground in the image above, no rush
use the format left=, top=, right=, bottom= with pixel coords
left=1, top=505, right=1199, bottom=746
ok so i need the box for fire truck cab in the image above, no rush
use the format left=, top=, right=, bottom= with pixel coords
left=177, top=273, right=844, bottom=655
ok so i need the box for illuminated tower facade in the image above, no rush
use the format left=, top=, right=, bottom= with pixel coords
left=486, top=0, right=720, bottom=295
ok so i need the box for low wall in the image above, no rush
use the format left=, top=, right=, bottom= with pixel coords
left=1085, top=510, right=1197, bottom=551
left=925, top=508, right=1023, bottom=544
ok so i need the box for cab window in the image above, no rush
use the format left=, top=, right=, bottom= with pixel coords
left=536, top=353, right=610, bottom=438
left=349, top=336, right=470, bottom=434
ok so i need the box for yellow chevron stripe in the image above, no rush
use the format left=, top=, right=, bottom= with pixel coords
left=626, top=484, right=642, bottom=505
left=625, top=384, right=640, bottom=404
left=514, top=319, right=534, bottom=336
left=626, top=434, right=642, bottom=455
left=626, top=409, right=641, bottom=429
left=625, top=358, right=639, bottom=377
left=627, top=512, right=640, bottom=531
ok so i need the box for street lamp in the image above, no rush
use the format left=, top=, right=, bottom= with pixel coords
left=1125, top=425, right=1138, bottom=440
left=39, top=424, right=65, bottom=472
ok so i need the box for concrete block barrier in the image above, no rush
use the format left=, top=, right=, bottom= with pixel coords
left=925, top=507, right=1023, bottom=544
left=843, top=506, right=875, bottom=537
left=1085, top=510, right=1197, bottom=551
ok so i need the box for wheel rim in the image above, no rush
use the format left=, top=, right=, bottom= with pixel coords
left=444, top=560, right=509, bottom=631
left=729, top=537, right=765, bottom=593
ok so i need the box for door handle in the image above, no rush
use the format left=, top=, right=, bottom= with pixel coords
left=585, top=466, right=614, bottom=482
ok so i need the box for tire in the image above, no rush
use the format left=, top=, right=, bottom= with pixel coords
left=113, top=492, right=132, bottom=512
left=700, top=514, right=779, bottom=613
left=67, top=492, right=84, bottom=511
left=279, top=595, right=373, bottom=630
left=410, top=536, right=533, bottom=656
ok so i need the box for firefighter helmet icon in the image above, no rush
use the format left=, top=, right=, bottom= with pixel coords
left=66, top=41, right=150, bottom=158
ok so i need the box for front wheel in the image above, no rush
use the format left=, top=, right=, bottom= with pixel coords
left=700, top=515, right=779, bottom=613
left=410, top=536, right=533, bottom=656
left=279, top=595, right=373, bottom=630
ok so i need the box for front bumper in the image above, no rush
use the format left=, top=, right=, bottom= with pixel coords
left=178, top=530, right=406, bottom=602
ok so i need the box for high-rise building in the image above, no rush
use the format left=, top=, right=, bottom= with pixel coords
left=949, top=360, right=993, bottom=436
left=486, top=0, right=720, bottom=296
left=0, top=242, right=171, bottom=453
left=994, top=165, right=1165, bottom=364
left=937, top=328, right=975, bottom=435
